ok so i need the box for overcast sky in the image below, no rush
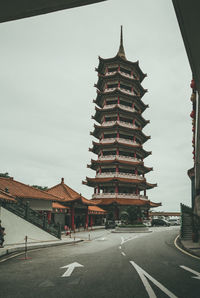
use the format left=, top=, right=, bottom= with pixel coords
left=0, top=0, right=192, bottom=211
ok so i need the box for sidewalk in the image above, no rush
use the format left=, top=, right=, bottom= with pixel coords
left=0, top=225, right=105, bottom=259
left=177, top=236, right=200, bottom=258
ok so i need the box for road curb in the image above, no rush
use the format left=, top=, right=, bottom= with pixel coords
left=0, top=239, right=83, bottom=260
left=174, top=235, right=200, bottom=260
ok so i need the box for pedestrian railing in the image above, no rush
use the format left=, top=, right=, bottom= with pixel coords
left=0, top=200, right=61, bottom=239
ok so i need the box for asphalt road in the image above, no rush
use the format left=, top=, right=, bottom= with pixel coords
left=0, top=227, right=200, bottom=298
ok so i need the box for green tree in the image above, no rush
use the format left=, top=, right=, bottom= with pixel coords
left=31, top=185, right=48, bottom=191
left=0, top=172, right=10, bottom=178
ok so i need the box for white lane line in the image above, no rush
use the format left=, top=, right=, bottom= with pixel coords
left=119, top=246, right=122, bottom=249
left=180, top=265, right=200, bottom=280
left=130, top=261, right=177, bottom=298
left=121, top=252, right=126, bottom=256
left=121, top=235, right=138, bottom=245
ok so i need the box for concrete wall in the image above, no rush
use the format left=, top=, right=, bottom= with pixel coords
left=22, top=199, right=52, bottom=211
left=0, top=207, right=57, bottom=245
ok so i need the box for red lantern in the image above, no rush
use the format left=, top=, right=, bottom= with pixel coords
left=190, top=79, right=196, bottom=89
left=190, top=110, right=195, bottom=118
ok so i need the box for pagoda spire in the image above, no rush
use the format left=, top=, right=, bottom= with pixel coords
left=117, top=25, right=126, bottom=60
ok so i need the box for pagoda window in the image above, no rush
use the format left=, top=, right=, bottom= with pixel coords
left=119, top=151, right=134, bottom=157
left=135, top=121, right=140, bottom=128
left=104, top=133, right=117, bottom=139
left=134, top=105, right=139, bottom=112
left=120, top=67, right=131, bottom=76
left=102, top=168, right=115, bottom=173
left=120, top=83, right=132, bottom=91
left=119, top=133, right=133, bottom=140
left=120, top=100, right=132, bottom=108
left=108, top=67, right=118, bottom=73
left=107, top=99, right=117, bottom=106
left=120, top=116, right=132, bottom=124
left=107, top=83, right=118, bottom=89
left=105, top=116, right=117, bottom=122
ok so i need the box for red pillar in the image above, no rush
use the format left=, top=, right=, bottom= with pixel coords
left=115, top=206, right=119, bottom=220
left=71, top=206, right=75, bottom=231
left=47, top=211, right=51, bottom=224
left=115, top=184, right=118, bottom=194
left=117, top=148, right=119, bottom=156
left=144, top=189, right=146, bottom=196
left=85, top=207, right=89, bottom=229
left=90, top=215, right=93, bottom=227
left=117, top=96, right=120, bottom=104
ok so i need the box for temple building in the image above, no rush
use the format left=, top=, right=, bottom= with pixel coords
left=83, top=27, right=161, bottom=220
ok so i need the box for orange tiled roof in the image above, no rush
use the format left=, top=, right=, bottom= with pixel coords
left=47, top=178, right=96, bottom=205
left=149, top=201, right=162, bottom=208
left=95, top=197, right=151, bottom=206
left=0, top=189, right=16, bottom=202
left=52, top=202, right=69, bottom=209
left=0, top=177, right=61, bottom=201
left=88, top=206, right=107, bottom=214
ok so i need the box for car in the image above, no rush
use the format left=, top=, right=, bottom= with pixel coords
left=105, top=220, right=116, bottom=229
left=151, top=219, right=170, bottom=227
left=143, top=220, right=151, bottom=227
left=168, top=218, right=180, bottom=226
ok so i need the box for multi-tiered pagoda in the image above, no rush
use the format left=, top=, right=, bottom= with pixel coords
left=83, top=27, right=160, bottom=220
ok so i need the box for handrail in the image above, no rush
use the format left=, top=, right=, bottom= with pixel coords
left=0, top=200, right=61, bottom=239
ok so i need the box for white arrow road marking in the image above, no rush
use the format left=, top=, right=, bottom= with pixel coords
left=130, top=261, right=177, bottom=298
left=180, top=265, right=200, bottom=280
left=60, top=262, right=84, bottom=277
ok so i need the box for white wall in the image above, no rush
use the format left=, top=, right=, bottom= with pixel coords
left=0, top=207, right=57, bottom=245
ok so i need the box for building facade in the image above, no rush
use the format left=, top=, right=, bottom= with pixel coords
left=83, top=27, right=160, bottom=220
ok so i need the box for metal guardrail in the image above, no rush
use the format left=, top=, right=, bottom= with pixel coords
left=0, top=200, right=61, bottom=239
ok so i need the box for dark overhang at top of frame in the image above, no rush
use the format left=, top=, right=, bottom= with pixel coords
left=0, top=0, right=107, bottom=23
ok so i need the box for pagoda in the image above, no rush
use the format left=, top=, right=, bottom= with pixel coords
left=83, top=27, right=160, bottom=220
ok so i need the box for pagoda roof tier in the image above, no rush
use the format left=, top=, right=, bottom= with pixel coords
left=94, top=89, right=148, bottom=110
left=88, top=158, right=153, bottom=174
left=96, top=56, right=146, bottom=83
left=89, top=140, right=151, bottom=158
left=95, top=73, right=147, bottom=95
left=83, top=176, right=157, bottom=190
left=91, top=122, right=150, bottom=144
left=92, top=104, right=149, bottom=127
left=92, top=197, right=161, bottom=208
